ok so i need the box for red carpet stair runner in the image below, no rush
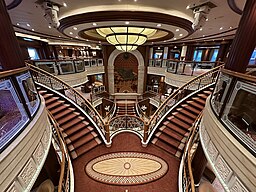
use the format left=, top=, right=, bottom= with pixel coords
left=38, top=87, right=102, bottom=160
left=116, top=102, right=137, bottom=116
left=151, top=87, right=213, bottom=158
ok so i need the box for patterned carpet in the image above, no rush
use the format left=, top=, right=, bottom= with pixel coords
left=85, top=152, right=168, bottom=185
left=73, top=132, right=180, bottom=192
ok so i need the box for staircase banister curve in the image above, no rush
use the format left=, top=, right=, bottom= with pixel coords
left=148, top=64, right=224, bottom=126
left=28, top=63, right=105, bottom=125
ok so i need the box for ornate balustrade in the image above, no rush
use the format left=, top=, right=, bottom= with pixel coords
left=210, top=68, right=256, bottom=155
left=143, top=65, right=223, bottom=145
left=29, top=64, right=107, bottom=145
left=48, top=112, right=74, bottom=192
left=149, top=59, right=223, bottom=76
left=32, top=58, right=103, bottom=75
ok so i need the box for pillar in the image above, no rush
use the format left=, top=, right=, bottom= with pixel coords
left=0, top=0, right=25, bottom=70
left=191, top=142, right=208, bottom=185
left=224, top=0, right=256, bottom=72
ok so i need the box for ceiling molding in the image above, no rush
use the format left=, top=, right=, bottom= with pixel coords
left=6, top=0, right=22, bottom=10
left=227, top=0, right=243, bottom=15
left=59, top=11, right=194, bottom=35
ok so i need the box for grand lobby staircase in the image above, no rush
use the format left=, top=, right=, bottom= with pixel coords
left=38, top=87, right=102, bottom=159
left=116, top=102, right=137, bottom=116
left=151, top=87, right=213, bottom=158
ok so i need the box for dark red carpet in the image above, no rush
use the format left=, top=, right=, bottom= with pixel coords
left=73, top=132, right=180, bottom=192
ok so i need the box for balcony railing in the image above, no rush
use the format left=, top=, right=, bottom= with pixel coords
left=144, top=65, right=223, bottom=144
left=29, top=64, right=107, bottom=144
left=210, top=68, right=256, bottom=155
left=149, top=59, right=223, bottom=76
left=32, top=58, right=103, bottom=75
left=0, top=67, right=41, bottom=152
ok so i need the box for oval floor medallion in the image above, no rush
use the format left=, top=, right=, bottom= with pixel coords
left=85, top=152, right=168, bottom=185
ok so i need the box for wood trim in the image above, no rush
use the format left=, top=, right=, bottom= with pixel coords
left=59, top=11, right=193, bottom=34
left=6, top=0, right=22, bottom=10
left=0, top=66, right=29, bottom=78
left=227, top=0, right=243, bottom=15
left=221, top=68, right=256, bottom=83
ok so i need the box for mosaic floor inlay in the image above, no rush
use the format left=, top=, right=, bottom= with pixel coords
left=85, top=152, right=168, bottom=185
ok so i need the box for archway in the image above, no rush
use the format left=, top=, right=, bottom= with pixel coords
left=108, top=49, right=145, bottom=95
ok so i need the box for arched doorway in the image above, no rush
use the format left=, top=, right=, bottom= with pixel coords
left=114, top=52, right=138, bottom=93
left=108, top=49, right=145, bottom=95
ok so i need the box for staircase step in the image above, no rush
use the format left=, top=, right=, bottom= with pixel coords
left=57, top=113, right=79, bottom=125
left=50, top=104, right=71, bottom=115
left=61, top=116, right=85, bottom=130
left=197, top=94, right=209, bottom=99
left=163, top=121, right=189, bottom=136
left=192, top=97, right=206, bottom=105
left=152, top=138, right=177, bottom=156
left=47, top=100, right=65, bottom=110
left=66, top=126, right=94, bottom=144
left=38, top=90, right=47, bottom=95
left=63, top=121, right=90, bottom=136
left=181, top=104, right=201, bottom=115
left=172, top=112, right=194, bottom=125
left=68, top=132, right=97, bottom=151
left=155, top=132, right=180, bottom=148
left=71, top=138, right=102, bottom=159
left=203, top=90, right=212, bottom=95
left=167, top=116, right=191, bottom=130
left=45, top=97, right=59, bottom=105
left=186, top=101, right=204, bottom=110
left=54, top=108, right=75, bottom=120
left=159, top=125, right=184, bottom=141
left=177, top=108, right=197, bottom=120
left=43, top=93, right=53, bottom=99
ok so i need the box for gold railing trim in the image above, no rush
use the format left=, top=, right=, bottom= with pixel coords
left=28, top=63, right=105, bottom=124
left=222, top=68, right=256, bottom=83
left=148, top=64, right=224, bottom=124
left=0, top=66, right=29, bottom=78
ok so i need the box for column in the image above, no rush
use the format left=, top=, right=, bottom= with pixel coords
left=0, top=0, right=25, bottom=70
left=224, top=0, right=256, bottom=72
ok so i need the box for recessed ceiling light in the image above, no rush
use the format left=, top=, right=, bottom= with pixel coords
left=151, top=42, right=154, bottom=44
left=164, top=40, right=167, bottom=42
left=179, top=34, right=183, bottom=36
left=86, top=39, right=89, bottom=41
left=118, top=0, right=121, bottom=1
left=99, top=41, right=101, bottom=43
left=203, top=35, right=205, bottom=37
left=175, top=29, right=179, bottom=32
left=186, top=5, right=190, bottom=9
left=31, top=29, right=35, bottom=31
left=17, top=23, right=20, bottom=26
left=93, top=23, right=97, bottom=26
left=174, top=46, right=177, bottom=48
left=58, top=36, right=61, bottom=37
left=222, top=38, right=225, bottom=41
left=69, top=32, right=73, bottom=35
left=48, top=25, right=52, bottom=28
left=200, top=28, right=203, bottom=31
left=125, top=21, right=130, bottom=25
left=73, top=27, right=78, bottom=30
left=174, top=38, right=177, bottom=40
left=157, top=47, right=160, bottom=49
left=27, top=23, right=30, bottom=27
left=134, top=0, right=137, bottom=2
left=63, top=2, right=67, bottom=7
left=229, top=26, right=233, bottom=29
left=219, top=27, right=223, bottom=30
left=157, top=24, right=162, bottom=27
left=206, top=18, right=209, bottom=21
left=75, top=36, right=78, bottom=38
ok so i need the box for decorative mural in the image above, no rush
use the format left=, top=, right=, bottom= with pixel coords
left=114, top=53, right=138, bottom=93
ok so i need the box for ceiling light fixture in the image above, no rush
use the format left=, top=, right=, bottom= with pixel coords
left=125, top=21, right=130, bottom=25
left=179, top=34, right=183, bottom=36
left=73, top=27, right=78, bottom=30
left=27, top=23, right=30, bottom=27
left=32, top=29, right=35, bottom=31
left=206, top=18, right=209, bottom=21
left=200, top=28, right=203, bottom=31
left=175, top=29, right=179, bottom=32
left=69, top=32, right=73, bottom=35
left=17, top=23, right=19, bottom=26
left=48, top=25, right=52, bottom=28
left=157, top=24, right=162, bottom=27
left=63, top=3, right=67, bottom=7
left=174, top=38, right=177, bottom=40
left=96, top=26, right=157, bottom=52
left=93, top=23, right=97, bottom=26
left=219, top=27, right=223, bottom=30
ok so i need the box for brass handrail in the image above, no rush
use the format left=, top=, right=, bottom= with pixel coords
left=28, top=63, right=105, bottom=127
left=0, top=66, right=29, bottom=78
left=222, top=68, right=256, bottom=83
left=148, top=64, right=223, bottom=125
left=47, top=111, right=70, bottom=192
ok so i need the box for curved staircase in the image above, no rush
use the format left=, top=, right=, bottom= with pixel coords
left=151, top=86, right=213, bottom=158
left=38, top=87, right=102, bottom=159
